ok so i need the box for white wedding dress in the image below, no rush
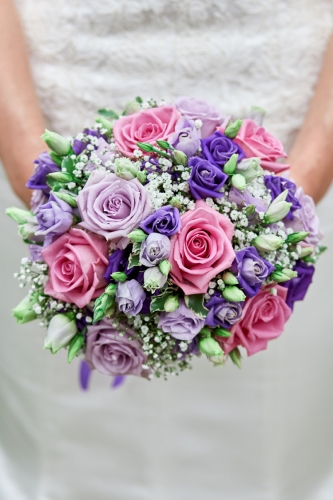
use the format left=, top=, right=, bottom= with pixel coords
left=1, top=1, right=333, bottom=498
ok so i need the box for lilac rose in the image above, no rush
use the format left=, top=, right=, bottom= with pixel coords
left=35, top=193, right=73, bottom=246
left=201, top=131, right=245, bottom=168
left=140, top=233, right=170, bottom=267
left=158, top=299, right=205, bottom=341
left=291, top=187, right=322, bottom=246
left=77, top=170, right=152, bottom=249
left=231, top=246, right=275, bottom=297
left=140, top=205, right=181, bottom=237
left=26, top=152, right=60, bottom=193
left=168, top=117, right=201, bottom=157
left=174, top=96, right=223, bottom=138
left=283, top=260, right=315, bottom=311
left=115, top=279, right=146, bottom=316
left=28, top=244, right=44, bottom=262
left=205, top=294, right=243, bottom=329
left=85, top=319, right=149, bottom=377
left=264, top=175, right=301, bottom=220
left=188, top=157, right=227, bottom=199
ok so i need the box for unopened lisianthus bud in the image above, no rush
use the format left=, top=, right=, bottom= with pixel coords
left=143, top=267, right=167, bottom=292
left=264, top=191, right=291, bottom=223
left=223, top=154, right=238, bottom=175
left=229, top=347, right=242, bottom=368
left=127, top=228, right=148, bottom=243
left=164, top=295, right=179, bottom=312
left=41, top=130, right=71, bottom=156
left=111, top=272, right=128, bottom=283
left=285, top=231, right=310, bottom=244
left=44, top=312, right=77, bottom=354
left=12, top=295, right=38, bottom=324
left=159, top=259, right=172, bottom=276
left=299, top=246, right=314, bottom=258
left=271, top=268, right=298, bottom=282
left=114, top=158, right=139, bottom=180
left=222, top=286, right=246, bottom=302
left=173, top=150, right=188, bottom=166
left=222, top=271, right=239, bottom=286
left=199, top=337, right=223, bottom=357
left=235, top=158, right=262, bottom=182
left=224, top=119, right=243, bottom=139
left=231, top=174, right=246, bottom=191
left=214, top=327, right=232, bottom=338
left=252, top=234, right=284, bottom=252
left=6, top=207, right=34, bottom=225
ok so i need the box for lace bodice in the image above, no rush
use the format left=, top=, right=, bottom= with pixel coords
left=16, top=0, right=333, bottom=149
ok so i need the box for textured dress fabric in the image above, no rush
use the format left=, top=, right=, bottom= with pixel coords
left=1, top=1, right=333, bottom=499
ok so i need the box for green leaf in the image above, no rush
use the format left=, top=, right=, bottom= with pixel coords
left=128, top=253, right=140, bottom=269
left=98, top=108, right=119, bottom=120
left=47, top=171, right=74, bottom=183
left=318, top=245, right=328, bottom=255
left=61, top=157, right=75, bottom=174
left=54, top=192, right=78, bottom=208
left=150, top=292, right=173, bottom=313
left=67, top=334, right=84, bottom=363
left=132, top=242, right=142, bottom=254
left=302, top=256, right=316, bottom=264
left=135, top=96, right=143, bottom=104
left=184, top=294, right=208, bottom=318
left=49, top=151, right=63, bottom=167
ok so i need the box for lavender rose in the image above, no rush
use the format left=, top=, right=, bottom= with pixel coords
left=85, top=319, right=148, bottom=377
left=205, top=295, right=243, bottom=329
left=140, top=233, right=170, bottom=267
left=283, top=260, right=315, bottom=311
left=168, top=117, right=201, bottom=156
left=28, top=244, right=43, bottom=262
left=140, top=205, right=181, bottom=237
left=292, top=187, right=322, bottom=246
left=174, top=96, right=223, bottom=138
left=158, top=299, right=205, bottom=341
left=201, top=131, right=245, bottom=168
left=35, top=193, right=73, bottom=246
left=26, top=152, right=60, bottom=193
left=264, top=176, right=301, bottom=220
left=188, top=157, right=227, bottom=200
left=231, top=246, right=275, bottom=297
left=77, top=170, right=152, bottom=249
left=30, top=190, right=49, bottom=214
left=115, top=279, right=146, bottom=316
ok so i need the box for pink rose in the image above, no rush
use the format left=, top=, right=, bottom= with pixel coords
left=221, top=119, right=289, bottom=174
left=169, top=200, right=235, bottom=295
left=42, top=228, right=109, bottom=309
left=113, top=106, right=180, bottom=156
left=222, top=285, right=291, bottom=356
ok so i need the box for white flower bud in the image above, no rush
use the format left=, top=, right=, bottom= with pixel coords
left=44, top=313, right=77, bottom=354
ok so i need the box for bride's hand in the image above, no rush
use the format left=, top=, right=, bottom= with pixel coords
left=288, top=31, right=333, bottom=203
left=0, top=0, right=45, bottom=207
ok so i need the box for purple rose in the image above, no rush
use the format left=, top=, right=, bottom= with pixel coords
left=140, top=205, right=181, bottom=237
left=283, top=260, right=315, bottom=311
left=231, top=246, right=274, bottom=297
left=264, top=176, right=301, bottom=220
left=292, top=187, right=322, bottom=246
left=26, top=152, right=60, bottom=193
left=30, top=190, right=49, bottom=214
left=72, top=138, right=86, bottom=155
left=115, top=279, right=146, bottom=316
left=201, top=131, right=245, bottom=168
left=168, top=117, right=200, bottom=157
left=174, top=96, right=223, bottom=138
left=85, top=319, right=148, bottom=377
left=140, top=233, right=170, bottom=267
left=28, top=244, right=44, bottom=262
left=35, top=193, right=73, bottom=246
left=188, top=157, right=227, bottom=200
left=158, top=299, right=205, bottom=341
left=77, top=170, right=152, bottom=249
left=205, top=294, right=243, bottom=328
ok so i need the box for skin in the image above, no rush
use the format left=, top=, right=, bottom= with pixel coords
left=0, top=0, right=332, bottom=205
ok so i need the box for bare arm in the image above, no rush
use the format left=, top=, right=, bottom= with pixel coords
left=0, top=0, right=45, bottom=206
left=289, top=32, right=333, bottom=203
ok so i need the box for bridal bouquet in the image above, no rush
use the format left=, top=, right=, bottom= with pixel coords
left=7, top=96, right=324, bottom=384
